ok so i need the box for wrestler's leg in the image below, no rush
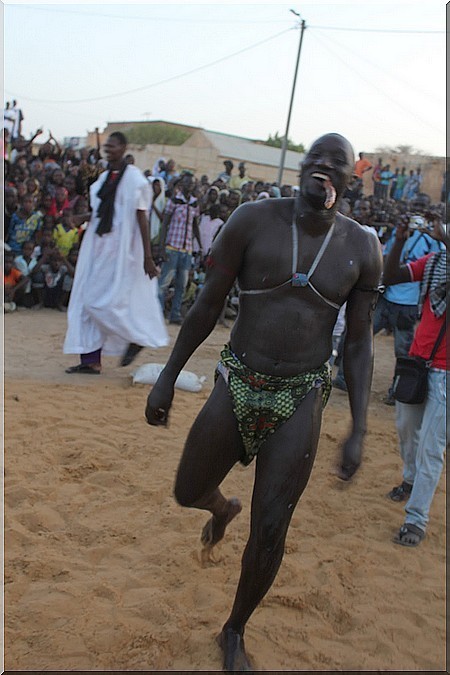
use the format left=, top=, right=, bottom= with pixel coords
left=219, top=386, right=324, bottom=671
left=174, top=375, right=244, bottom=548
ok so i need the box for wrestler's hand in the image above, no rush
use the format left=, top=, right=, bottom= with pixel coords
left=145, top=380, right=174, bottom=426
left=337, top=433, right=363, bottom=481
left=144, top=255, right=159, bottom=279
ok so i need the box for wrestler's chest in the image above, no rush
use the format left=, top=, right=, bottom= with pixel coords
left=241, top=231, right=360, bottom=296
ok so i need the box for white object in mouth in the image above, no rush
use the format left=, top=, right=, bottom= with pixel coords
left=324, top=183, right=336, bottom=209
left=310, top=172, right=336, bottom=208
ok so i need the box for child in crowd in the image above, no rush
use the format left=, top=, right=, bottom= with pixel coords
left=39, top=215, right=55, bottom=238
left=16, top=182, right=27, bottom=201
left=25, top=177, right=41, bottom=199
left=33, top=227, right=55, bottom=260
left=39, top=192, right=54, bottom=217
left=47, top=185, right=70, bottom=221
left=53, top=208, right=80, bottom=256
left=31, top=248, right=75, bottom=311
left=4, top=250, right=29, bottom=312
left=31, top=230, right=58, bottom=307
left=7, top=194, right=43, bottom=253
left=14, top=240, right=38, bottom=307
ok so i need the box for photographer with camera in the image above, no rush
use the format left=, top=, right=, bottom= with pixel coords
left=382, top=214, right=448, bottom=547
left=374, top=206, right=442, bottom=405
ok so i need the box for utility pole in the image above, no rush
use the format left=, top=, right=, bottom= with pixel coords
left=277, top=10, right=306, bottom=186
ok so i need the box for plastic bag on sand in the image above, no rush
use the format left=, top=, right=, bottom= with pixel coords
left=132, top=363, right=206, bottom=393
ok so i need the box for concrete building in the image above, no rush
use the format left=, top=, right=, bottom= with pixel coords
left=87, top=120, right=303, bottom=186
left=86, top=120, right=445, bottom=201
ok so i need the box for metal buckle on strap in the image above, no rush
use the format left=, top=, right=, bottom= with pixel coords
left=292, top=272, right=309, bottom=287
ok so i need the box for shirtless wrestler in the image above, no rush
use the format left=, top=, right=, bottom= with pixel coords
left=145, top=133, right=383, bottom=671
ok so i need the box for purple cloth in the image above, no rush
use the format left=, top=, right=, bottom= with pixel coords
left=81, top=349, right=101, bottom=365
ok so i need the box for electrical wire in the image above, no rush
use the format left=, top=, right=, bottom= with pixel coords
left=7, top=4, right=293, bottom=24
left=310, top=24, right=444, bottom=34
left=311, top=27, right=445, bottom=106
left=7, top=4, right=445, bottom=32
left=5, top=27, right=293, bottom=104
left=308, top=29, right=444, bottom=137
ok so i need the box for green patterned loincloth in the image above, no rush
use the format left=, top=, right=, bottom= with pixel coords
left=215, top=344, right=332, bottom=466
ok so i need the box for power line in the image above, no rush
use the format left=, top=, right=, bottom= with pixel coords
left=311, top=27, right=445, bottom=106
left=7, top=5, right=292, bottom=24
left=5, top=28, right=292, bottom=104
left=310, top=24, right=444, bottom=34
left=7, top=5, right=445, bottom=32
left=309, top=29, right=444, bottom=137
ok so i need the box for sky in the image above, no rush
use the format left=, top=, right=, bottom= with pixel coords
left=3, top=1, right=446, bottom=157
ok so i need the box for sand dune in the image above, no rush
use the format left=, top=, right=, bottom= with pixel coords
left=4, top=309, right=446, bottom=671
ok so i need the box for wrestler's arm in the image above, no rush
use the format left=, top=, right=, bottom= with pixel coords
left=145, top=204, right=251, bottom=426
left=338, top=232, right=383, bottom=480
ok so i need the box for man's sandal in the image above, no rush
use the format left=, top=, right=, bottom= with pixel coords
left=387, top=481, right=413, bottom=502
left=65, top=364, right=101, bottom=375
left=393, top=523, right=425, bottom=547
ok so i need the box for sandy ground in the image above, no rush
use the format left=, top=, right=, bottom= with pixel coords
left=4, top=308, right=446, bottom=671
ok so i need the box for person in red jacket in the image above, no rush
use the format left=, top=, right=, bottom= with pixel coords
left=383, top=214, right=448, bottom=547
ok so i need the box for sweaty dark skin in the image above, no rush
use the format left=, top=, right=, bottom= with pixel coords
left=146, top=133, right=382, bottom=671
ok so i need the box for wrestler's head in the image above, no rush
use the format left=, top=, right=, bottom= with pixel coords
left=300, top=133, right=354, bottom=211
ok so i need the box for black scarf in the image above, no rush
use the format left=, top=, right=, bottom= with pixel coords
left=95, top=161, right=128, bottom=236
left=418, top=250, right=448, bottom=318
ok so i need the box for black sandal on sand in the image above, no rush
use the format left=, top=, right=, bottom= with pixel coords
left=65, top=364, right=101, bottom=375
left=120, top=343, right=143, bottom=367
left=393, top=523, right=425, bottom=548
left=387, top=481, right=413, bottom=502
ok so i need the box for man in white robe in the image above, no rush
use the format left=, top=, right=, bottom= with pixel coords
left=64, top=132, right=169, bottom=374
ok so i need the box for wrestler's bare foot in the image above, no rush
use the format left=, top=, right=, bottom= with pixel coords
left=217, top=627, right=253, bottom=672
left=201, top=497, right=242, bottom=553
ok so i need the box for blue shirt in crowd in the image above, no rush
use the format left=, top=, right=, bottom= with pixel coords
left=383, top=229, right=443, bottom=305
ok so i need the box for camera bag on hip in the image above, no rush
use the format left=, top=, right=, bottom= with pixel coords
left=392, top=322, right=445, bottom=404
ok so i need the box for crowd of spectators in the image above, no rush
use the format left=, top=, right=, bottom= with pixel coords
left=2, top=128, right=299, bottom=317
left=3, top=112, right=444, bottom=323
left=3, top=121, right=103, bottom=312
